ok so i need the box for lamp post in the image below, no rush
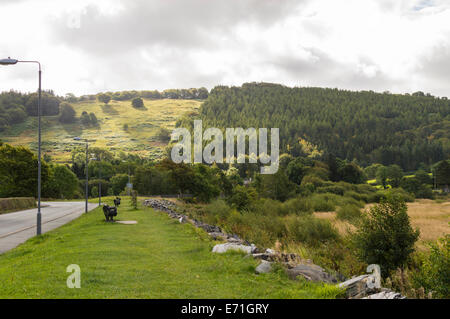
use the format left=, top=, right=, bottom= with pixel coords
left=0, top=57, right=42, bottom=235
left=74, top=137, right=89, bottom=213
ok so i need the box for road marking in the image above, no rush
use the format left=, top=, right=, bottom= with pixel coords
left=0, top=207, right=90, bottom=239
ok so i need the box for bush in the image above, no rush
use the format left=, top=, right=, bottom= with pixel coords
left=206, top=199, right=231, bottom=223
left=309, top=193, right=338, bottom=212
left=377, top=188, right=415, bottom=203
left=58, top=103, right=76, bottom=123
left=413, top=235, right=450, bottom=298
left=336, top=204, right=362, bottom=222
left=344, top=190, right=369, bottom=203
left=89, top=112, right=98, bottom=125
left=353, top=196, right=420, bottom=277
left=131, top=190, right=138, bottom=209
left=286, top=216, right=340, bottom=246
left=132, top=97, right=144, bottom=108
left=283, top=197, right=313, bottom=216
left=97, top=93, right=111, bottom=104
left=228, top=185, right=257, bottom=211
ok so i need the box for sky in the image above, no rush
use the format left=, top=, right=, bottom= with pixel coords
left=1, top=0, right=450, bottom=97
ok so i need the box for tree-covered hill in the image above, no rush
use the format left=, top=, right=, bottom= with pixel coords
left=199, top=83, right=450, bottom=170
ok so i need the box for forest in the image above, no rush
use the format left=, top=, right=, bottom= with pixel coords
left=199, top=82, right=450, bottom=171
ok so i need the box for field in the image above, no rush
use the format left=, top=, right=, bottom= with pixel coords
left=314, top=199, right=450, bottom=248
left=0, top=98, right=202, bottom=163
left=0, top=197, right=341, bottom=298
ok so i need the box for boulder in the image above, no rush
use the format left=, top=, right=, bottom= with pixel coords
left=286, top=264, right=338, bottom=283
left=212, top=243, right=253, bottom=254
left=255, top=260, right=272, bottom=274
left=338, top=274, right=378, bottom=299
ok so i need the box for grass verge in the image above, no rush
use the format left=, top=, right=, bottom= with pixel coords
left=0, top=197, right=342, bottom=298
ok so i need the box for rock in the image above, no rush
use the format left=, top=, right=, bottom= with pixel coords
left=338, top=274, right=378, bottom=299
left=198, top=223, right=221, bottom=233
left=265, top=248, right=276, bottom=254
left=226, top=237, right=243, bottom=244
left=363, top=290, right=406, bottom=299
left=179, top=216, right=186, bottom=223
left=255, top=260, right=272, bottom=274
left=212, top=243, right=253, bottom=254
left=208, top=232, right=228, bottom=241
left=287, top=264, right=338, bottom=283
left=252, top=253, right=276, bottom=261
left=250, top=244, right=257, bottom=254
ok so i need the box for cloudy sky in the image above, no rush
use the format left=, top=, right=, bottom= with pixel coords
left=1, top=0, right=450, bottom=97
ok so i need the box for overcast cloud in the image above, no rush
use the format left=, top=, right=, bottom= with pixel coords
left=0, top=0, right=450, bottom=97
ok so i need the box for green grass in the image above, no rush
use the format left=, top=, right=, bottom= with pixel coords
left=0, top=98, right=202, bottom=163
left=0, top=197, right=342, bottom=298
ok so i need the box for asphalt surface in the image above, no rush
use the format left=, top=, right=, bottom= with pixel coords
left=0, top=201, right=97, bottom=254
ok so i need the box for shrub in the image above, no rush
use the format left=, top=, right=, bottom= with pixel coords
left=97, top=93, right=111, bottom=104
left=287, top=216, right=340, bottom=246
left=336, top=204, right=362, bottom=222
left=309, top=193, right=337, bottom=212
left=344, top=190, right=369, bottom=203
left=89, top=112, right=98, bottom=125
left=377, top=188, right=415, bottom=203
left=206, top=199, right=231, bottom=222
left=58, top=103, right=76, bottom=123
left=353, top=196, right=420, bottom=277
left=301, top=175, right=325, bottom=188
left=283, top=197, right=313, bottom=216
left=130, top=190, right=138, bottom=209
left=412, top=235, right=450, bottom=298
left=228, top=185, right=257, bottom=211
left=132, top=97, right=144, bottom=108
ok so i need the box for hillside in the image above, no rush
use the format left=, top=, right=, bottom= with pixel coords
left=0, top=98, right=202, bottom=163
left=199, top=83, right=450, bottom=170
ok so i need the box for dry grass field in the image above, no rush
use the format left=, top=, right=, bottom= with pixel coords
left=314, top=199, right=450, bottom=248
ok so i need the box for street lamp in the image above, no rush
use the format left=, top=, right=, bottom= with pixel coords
left=73, top=137, right=89, bottom=213
left=0, top=57, right=42, bottom=235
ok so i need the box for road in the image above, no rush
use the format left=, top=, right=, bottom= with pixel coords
left=0, top=201, right=97, bottom=254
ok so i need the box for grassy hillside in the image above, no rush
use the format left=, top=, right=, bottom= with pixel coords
left=0, top=98, right=202, bottom=163
left=0, top=197, right=341, bottom=298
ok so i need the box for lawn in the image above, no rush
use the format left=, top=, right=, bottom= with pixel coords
left=0, top=197, right=340, bottom=298
left=0, top=98, right=202, bottom=163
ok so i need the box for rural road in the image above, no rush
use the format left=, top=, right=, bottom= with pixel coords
left=0, top=201, right=96, bottom=254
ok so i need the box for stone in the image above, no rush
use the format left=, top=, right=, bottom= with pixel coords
left=116, top=220, right=137, bottom=224
left=252, top=253, right=276, bottom=261
left=338, top=274, right=378, bottom=299
left=363, top=290, right=406, bottom=299
left=208, top=232, right=228, bottom=240
left=179, top=216, right=186, bottom=223
left=265, top=248, right=276, bottom=254
left=212, top=243, right=253, bottom=254
left=287, top=264, right=338, bottom=283
left=255, top=260, right=272, bottom=274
